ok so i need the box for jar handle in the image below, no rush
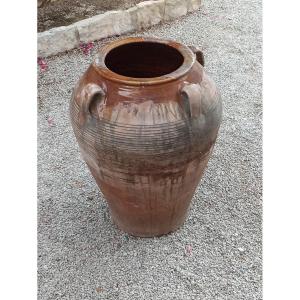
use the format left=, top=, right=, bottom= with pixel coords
left=81, top=83, right=105, bottom=115
left=180, top=83, right=202, bottom=119
left=78, top=83, right=105, bottom=126
left=188, top=45, right=205, bottom=67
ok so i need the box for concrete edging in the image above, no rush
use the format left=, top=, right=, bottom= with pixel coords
left=38, top=0, right=202, bottom=57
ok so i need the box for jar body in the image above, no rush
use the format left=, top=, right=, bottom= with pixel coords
left=70, top=38, right=222, bottom=237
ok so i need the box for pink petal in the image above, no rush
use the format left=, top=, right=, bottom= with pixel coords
left=38, top=57, right=48, bottom=72
left=47, top=117, right=55, bottom=127
left=185, top=245, right=192, bottom=256
left=87, top=42, right=94, bottom=50
left=79, top=41, right=94, bottom=55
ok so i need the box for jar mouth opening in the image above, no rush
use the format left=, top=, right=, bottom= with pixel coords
left=93, top=37, right=195, bottom=86
left=104, top=42, right=184, bottom=78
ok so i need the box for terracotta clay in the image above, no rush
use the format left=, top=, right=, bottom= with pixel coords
left=70, top=37, right=222, bottom=237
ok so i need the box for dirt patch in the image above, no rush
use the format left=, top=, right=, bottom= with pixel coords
left=38, top=0, right=148, bottom=32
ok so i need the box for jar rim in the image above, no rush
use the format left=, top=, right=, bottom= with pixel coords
left=93, top=37, right=196, bottom=86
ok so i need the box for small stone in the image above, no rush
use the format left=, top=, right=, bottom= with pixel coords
left=95, top=57, right=101, bottom=66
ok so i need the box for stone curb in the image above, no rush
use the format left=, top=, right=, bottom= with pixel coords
left=38, top=0, right=202, bottom=57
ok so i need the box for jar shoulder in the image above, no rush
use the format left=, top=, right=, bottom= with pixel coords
left=71, top=63, right=221, bottom=127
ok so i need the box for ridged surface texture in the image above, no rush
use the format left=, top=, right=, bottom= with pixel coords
left=70, top=39, right=222, bottom=236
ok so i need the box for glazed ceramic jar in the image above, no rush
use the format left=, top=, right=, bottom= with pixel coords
left=70, top=37, right=222, bottom=237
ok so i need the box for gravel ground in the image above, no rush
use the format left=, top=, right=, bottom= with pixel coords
left=38, top=0, right=262, bottom=299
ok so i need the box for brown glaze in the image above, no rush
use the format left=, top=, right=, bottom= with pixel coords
left=70, top=37, right=222, bottom=237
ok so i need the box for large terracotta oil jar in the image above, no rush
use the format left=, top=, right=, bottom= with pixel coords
left=70, top=37, right=222, bottom=237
